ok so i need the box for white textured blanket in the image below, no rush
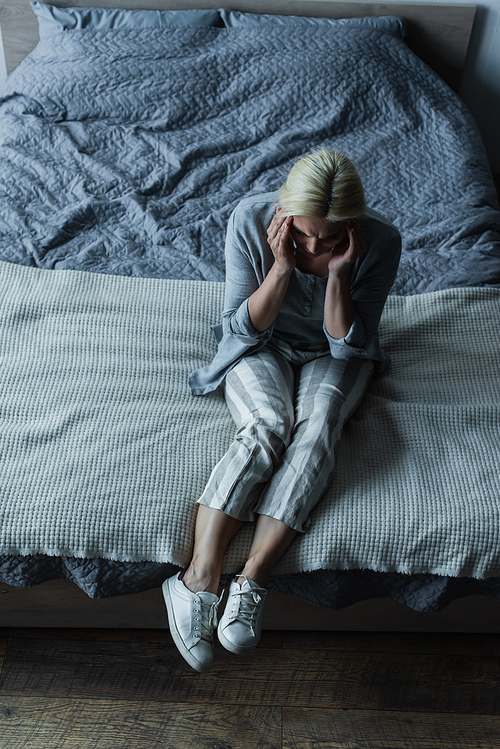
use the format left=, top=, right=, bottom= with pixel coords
left=1, top=261, right=499, bottom=578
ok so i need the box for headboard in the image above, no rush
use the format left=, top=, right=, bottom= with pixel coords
left=0, top=1, right=476, bottom=93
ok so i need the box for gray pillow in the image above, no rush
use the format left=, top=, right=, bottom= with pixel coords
left=31, top=2, right=222, bottom=38
left=218, top=8, right=406, bottom=39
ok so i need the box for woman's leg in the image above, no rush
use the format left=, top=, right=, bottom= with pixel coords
left=239, top=514, right=298, bottom=588
left=217, top=356, right=373, bottom=656
left=216, top=513, right=298, bottom=655
left=182, top=505, right=243, bottom=594
left=196, top=347, right=295, bottom=522
left=182, top=347, right=295, bottom=594
left=256, top=355, right=374, bottom=532
left=163, top=349, right=296, bottom=670
left=163, top=503, right=244, bottom=673
left=181, top=506, right=297, bottom=597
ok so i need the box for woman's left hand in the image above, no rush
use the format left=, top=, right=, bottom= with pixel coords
left=328, top=220, right=367, bottom=278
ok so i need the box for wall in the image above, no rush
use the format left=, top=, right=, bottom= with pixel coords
left=451, top=0, right=500, bottom=175
left=0, top=1, right=499, bottom=173
left=0, top=23, right=6, bottom=88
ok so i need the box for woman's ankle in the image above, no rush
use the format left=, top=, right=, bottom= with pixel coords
left=238, top=565, right=270, bottom=589
left=182, top=564, right=220, bottom=595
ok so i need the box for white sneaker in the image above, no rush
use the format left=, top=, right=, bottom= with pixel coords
left=162, top=572, right=223, bottom=673
left=217, top=575, right=267, bottom=655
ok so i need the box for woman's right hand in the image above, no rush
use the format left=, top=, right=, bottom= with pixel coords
left=266, top=207, right=296, bottom=273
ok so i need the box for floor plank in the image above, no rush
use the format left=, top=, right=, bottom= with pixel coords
left=0, top=628, right=176, bottom=644
left=0, top=638, right=6, bottom=679
left=1, top=638, right=500, bottom=714
left=0, top=627, right=282, bottom=648
left=283, top=630, right=500, bottom=657
left=283, top=708, right=500, bottom=749
left=0, top=696, right=281, bottom=749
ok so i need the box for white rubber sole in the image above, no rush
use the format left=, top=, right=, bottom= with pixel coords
left=162, top=577, right=213, bottom=674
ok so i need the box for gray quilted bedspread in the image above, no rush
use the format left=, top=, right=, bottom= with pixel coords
left=1, top=24, right=500, bottom=606
left=1, top=25, right=499, bottom=291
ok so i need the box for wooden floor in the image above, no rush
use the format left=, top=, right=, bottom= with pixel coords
left=1, top=627, right=500, bottom=748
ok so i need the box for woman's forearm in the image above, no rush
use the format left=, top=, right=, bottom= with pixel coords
left=324, top=273, right=356, bottom=340
left=247, top=262, right=293, bottom=333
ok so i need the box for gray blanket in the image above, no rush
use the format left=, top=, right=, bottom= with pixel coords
left=1, top=260, right=499, bottom=579
left=1, top=25, right=499, bottom=290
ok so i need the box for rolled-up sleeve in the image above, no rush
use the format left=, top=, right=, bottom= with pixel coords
left=323, top=312, right=367, bottom=358
left=223, top=298, right=268, bottom=341
left=221, top=206, right=274, bottom=345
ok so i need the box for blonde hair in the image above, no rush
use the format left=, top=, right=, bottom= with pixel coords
left=279, top=149, right=366, bottom=221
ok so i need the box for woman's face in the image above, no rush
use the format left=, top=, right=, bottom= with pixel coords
left=290, top=216, right=349, bottom=257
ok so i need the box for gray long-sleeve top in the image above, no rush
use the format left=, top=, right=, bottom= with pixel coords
left=189, top=192, right=401, bottom=395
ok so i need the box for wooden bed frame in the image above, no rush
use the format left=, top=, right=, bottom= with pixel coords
left=1, top=0, right=498, bottom=633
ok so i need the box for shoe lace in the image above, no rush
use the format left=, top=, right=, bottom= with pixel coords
left=230, top=579, right=266, bottom=626
left=193, top=594, right=222, bottom=643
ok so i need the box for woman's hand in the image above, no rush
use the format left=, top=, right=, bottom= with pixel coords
left=328, top=219, right=366, bottom=278
left=267, top=206, right=296, bottom=274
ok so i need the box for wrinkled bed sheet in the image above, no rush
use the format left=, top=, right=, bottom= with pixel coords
left=1, top=25, right=500, bottom=607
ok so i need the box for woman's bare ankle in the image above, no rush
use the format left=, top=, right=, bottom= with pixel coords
left=238, top=566, right=270, bottom=589
left=182, top=564, right=220, bottom=595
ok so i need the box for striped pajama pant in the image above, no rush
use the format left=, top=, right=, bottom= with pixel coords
left=198, top=336, right=374, bottom=532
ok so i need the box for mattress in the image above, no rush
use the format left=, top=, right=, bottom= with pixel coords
left=1, top=21, right=500, bottom=607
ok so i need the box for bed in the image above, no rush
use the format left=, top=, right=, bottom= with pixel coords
left=1, top=0, right=500, bottom=632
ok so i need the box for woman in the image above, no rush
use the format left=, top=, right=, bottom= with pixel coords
left=163, top=149, right=401, bottom=672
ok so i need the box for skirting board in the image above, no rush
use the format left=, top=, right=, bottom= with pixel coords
left=1, top=581, right=500, bottom=632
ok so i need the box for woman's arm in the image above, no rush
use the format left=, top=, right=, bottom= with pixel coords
left=323, top=273, right=356, bottom=340
left=247, top=209, right=296, bottom=332
left=323, top=217, right=402, bottom=370
left=324, top=221, right=366, bottom=340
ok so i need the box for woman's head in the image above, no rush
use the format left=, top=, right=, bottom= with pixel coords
left=279, top=149, right=366, bottom=222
